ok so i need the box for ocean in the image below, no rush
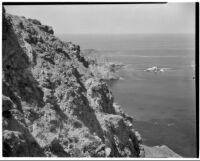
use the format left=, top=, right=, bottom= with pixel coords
left=57, top=34, right=196, bottom=157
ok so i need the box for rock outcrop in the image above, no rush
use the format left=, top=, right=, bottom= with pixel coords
left=82, top=49, right=125, bottom=80
left=2, top=8, right=142, bottom=157
left=141, top=145, right=181, bottom=158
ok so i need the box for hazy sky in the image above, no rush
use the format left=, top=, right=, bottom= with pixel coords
left=5, top=3, right=195, bottom=34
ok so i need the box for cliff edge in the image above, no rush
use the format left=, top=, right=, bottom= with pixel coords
left=2, top=8, right=142, bottom=157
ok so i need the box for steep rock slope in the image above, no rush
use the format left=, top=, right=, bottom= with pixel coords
left=3, top=9, right=143, bottom=157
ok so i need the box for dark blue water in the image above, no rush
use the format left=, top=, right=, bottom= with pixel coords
left=58, top=34, right=196, bottom=157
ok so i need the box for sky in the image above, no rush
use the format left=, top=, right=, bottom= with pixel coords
left=5, top=3, right=195, bottom=34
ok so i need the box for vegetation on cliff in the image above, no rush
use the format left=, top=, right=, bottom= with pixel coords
left=2, top=8, right=142, bottom=157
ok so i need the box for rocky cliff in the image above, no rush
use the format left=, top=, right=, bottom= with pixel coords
left=2, top=8, right=143, bottom=157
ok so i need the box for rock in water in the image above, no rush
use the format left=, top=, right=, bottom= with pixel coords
left=145, top=66, right=158, bottom=72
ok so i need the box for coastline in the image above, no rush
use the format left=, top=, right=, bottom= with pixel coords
left=82, top=49, right=183, bottom=158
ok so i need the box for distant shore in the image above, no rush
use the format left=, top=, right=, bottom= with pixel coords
left=82, top=49, right=125, bottom=80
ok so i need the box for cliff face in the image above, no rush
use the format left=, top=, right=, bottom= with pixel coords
left=2, top=9, right=143, bottom=157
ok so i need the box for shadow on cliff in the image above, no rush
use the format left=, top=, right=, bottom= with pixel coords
left=3, top=9, right=46, bottom=157
left=53, top=96, right=105, bottom=143
left=73, top=70, right=106, bottom=142
left=3, top=12, right=44, bottom=108
left=3, top=115, right=45, bottom=157
left=74, top=96, right=105, bottom=142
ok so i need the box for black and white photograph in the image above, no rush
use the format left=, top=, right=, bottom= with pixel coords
left=2, top=1, right=198, bottom=158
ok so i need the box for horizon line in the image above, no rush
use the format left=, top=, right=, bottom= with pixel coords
left=56, top=33, right=195, bottom=35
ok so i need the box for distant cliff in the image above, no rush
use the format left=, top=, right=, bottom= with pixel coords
left=2, top=8, right=181, bottom=158
left=81, top=49, right=125, bottom=80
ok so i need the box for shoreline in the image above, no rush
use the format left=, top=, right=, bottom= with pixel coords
left=83, top=49, right=183, bottom=157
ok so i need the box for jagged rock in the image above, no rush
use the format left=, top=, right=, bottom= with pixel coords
left=85, top=78, right=115, bottom=114
left=3, top=95, right=14, bottom=112
left=105, top=147, right=111, bottom=157
left=38, top=25, right=54, bottom=34
left=28, top=18, right=41, bottom=25
left=3, top=130, right=28, bottom=156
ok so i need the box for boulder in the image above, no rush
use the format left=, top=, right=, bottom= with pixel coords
left=39, top=25, right=54, bottom=34
left=28, top=18, right=42, bottom=25
left=2, top=95, right=14, bottom=112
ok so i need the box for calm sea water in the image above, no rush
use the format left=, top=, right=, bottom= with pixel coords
left=58, top=34, right=196, bottom=157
